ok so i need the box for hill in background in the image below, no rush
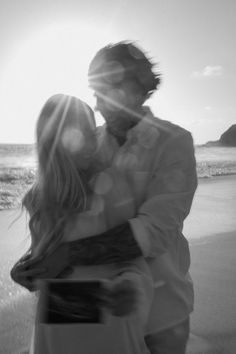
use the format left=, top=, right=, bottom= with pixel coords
left=205, top=124, right=236, bottom=147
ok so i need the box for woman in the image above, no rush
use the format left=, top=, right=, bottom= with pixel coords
left=11, top=94, right=153, bottom=354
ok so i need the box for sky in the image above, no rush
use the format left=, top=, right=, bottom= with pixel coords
left=0, top=0, right=235, bottom=144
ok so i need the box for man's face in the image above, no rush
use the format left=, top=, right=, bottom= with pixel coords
left=93, top=80, right=143, bottom=136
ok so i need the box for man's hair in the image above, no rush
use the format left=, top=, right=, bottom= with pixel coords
left=88, top=41, right=161, bottom=99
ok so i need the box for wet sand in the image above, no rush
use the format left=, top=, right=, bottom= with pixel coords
left=185, top=176, right=236, bottom=353
left=185, top=176, right=236, bottom=337
left=188, top=231, right=236, bottom=354
left=0, top=176, right=236, bottom=354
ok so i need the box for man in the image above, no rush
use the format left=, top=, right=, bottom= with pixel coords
left=12, top=41, right=197, bottom=353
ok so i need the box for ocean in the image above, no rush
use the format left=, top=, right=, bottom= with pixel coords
left=0, top=143, right=236, bottom=210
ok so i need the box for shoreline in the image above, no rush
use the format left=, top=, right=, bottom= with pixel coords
left=1, top=166, right=236, bottom=211
left=184, top=174, right=236, bottom=241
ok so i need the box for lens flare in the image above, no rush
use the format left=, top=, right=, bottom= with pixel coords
left=61, top=128, right=85, bottom=153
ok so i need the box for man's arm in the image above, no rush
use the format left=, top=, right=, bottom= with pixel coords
left=68, top=222, right=142, bottom=265
left=10, top=222, right=142, bottom=291
left=128, top=130, right=198, bottom=272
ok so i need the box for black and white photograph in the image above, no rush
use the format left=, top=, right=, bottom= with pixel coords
left=0, top=0, right=236, bottom=353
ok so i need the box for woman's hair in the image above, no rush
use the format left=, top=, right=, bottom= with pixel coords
left=88, top=41, right=161, bottom=100
left=23, top=94, right=96, bottom=257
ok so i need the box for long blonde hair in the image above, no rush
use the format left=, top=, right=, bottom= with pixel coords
left=23, top=94, right=96, bottom=257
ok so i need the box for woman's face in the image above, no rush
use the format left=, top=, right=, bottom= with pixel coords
left=61, top=115, right=97, bottom=170
left=75, top=127, right=97, bottom=170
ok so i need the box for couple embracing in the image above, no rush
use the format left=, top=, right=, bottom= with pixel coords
left=11, top=41, right=197, bottom=354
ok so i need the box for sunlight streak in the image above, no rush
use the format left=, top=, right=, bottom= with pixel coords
left=0, top=23, right=114, bottom=143
left=46, top=95, right=72, bottom=171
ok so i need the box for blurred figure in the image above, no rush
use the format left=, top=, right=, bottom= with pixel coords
left=11, top=94, right=153, bottom=354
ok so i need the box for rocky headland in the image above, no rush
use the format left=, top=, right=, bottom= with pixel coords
left=205, top=124, right=236, bottom=147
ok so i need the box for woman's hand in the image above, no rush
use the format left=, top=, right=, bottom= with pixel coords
left=10, top=243, right=71, bottom=291
left=10, top=252, right=45, bottom=291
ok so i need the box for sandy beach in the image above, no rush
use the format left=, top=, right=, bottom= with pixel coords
left=184, top=175, right=236, bottom=353
left=0, top=175, right=236, bottom=354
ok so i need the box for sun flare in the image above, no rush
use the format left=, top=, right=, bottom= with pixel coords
left=0, top=23, right=112, bottom=142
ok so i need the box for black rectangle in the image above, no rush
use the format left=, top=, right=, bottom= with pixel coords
left=37, top=279, right=106, bottom=324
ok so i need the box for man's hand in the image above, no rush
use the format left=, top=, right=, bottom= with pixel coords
left=105, top=276, right=138, bottom=317
left=10, top=243, right=70, bottom=291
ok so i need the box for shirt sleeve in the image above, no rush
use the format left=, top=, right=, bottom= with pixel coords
left=129, top=131, right=198, bottom=258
